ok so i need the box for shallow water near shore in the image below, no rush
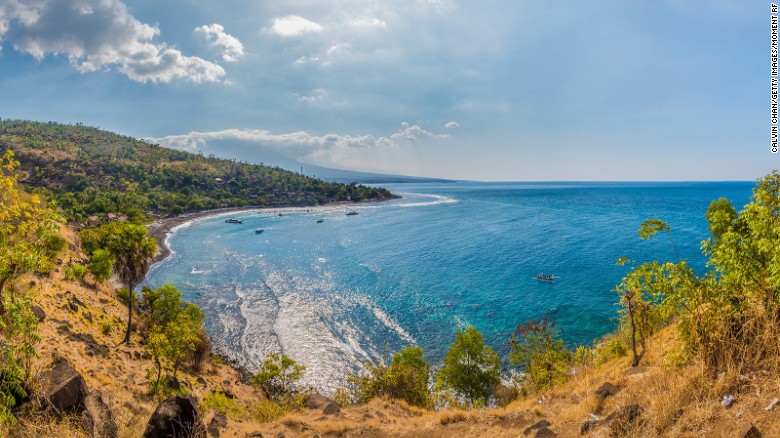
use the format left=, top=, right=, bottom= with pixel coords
left=143, top=181, right=753, bottom=393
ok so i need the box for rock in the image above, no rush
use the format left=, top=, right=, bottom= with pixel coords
left=595, top=382, right=620, bottom=400
left=604, top=404, right=642, bottom=435
left=245, top=433, right=263, bottom=438
left=211, top=414, right=228, bottom=428
left=99, top=298, right=109, bottom=305
left=80, top=391, right=118, bottom=438
left=737, top=422, right=762, bottom=438
left=38, top=359, right=89, bottom=413
left=143, top=395, right=206, bottom=438
left=306, top=393, right=341, bottom=415
left=524, top=419, right=552, bottom=436
left=196, top=377, right=207, bottom=386
left=534, top=428, right=557, bottom=438
left=68, top=301, right=80, bottom=312
left=207, top=424, right=219, bottom=438
left=31, top=305, right=46, bottom=322
left=580, top=420, right=597, bottom=435
left=84, top=311, right=93, bottom=324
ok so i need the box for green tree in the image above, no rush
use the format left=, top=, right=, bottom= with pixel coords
left=436, top=327, right=501, bottom=407
left=250, top=353, right=306, bottom=403
left=344, top=345, right=432, bottom=408
left=87, top=249, right=115, bottom=284
left=509, top=317, right=571, bottom=392
left=100, top=223, right=156, bottom=343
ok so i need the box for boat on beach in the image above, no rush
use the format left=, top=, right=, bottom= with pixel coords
left=317, top=219, right=324, bottom=223
left=225, top=218, right=243, bottom=224
left=255, top=228, right=264, bottom=234
left=346, top=211, right=359, bottom=216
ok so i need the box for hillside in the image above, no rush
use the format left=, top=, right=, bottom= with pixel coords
left=0, top=120, right=396, bottom=222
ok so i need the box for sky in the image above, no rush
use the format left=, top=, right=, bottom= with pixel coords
left=0, top=0, right=771, bottom=181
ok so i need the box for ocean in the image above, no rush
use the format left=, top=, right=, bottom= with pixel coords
left=143, top=181, right=754, bottom=393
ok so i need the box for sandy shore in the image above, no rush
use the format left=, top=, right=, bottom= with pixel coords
left=147, top=198, right=400, bottom=264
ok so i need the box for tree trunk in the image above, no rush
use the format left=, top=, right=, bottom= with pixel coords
left=123, top=282, right=134, bottom=344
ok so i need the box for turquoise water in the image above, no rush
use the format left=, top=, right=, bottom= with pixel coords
left=144, top=181, right=753, bottom=392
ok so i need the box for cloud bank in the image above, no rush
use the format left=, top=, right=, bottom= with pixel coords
left=145, top=122, right=449, bottom=169
left=0, top=0, right=226, bottom=83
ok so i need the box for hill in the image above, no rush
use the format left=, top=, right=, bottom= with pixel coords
left=0, top=120, right=397, bottom=222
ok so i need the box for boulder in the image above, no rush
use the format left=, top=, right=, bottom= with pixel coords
left=594, top=382, right=619, bottom=400
left=245, top=432, right=264, bottom=438
left=737, top=422, right=762, bottom=438
left=306, top=393, right=341, bottom=415
left=31, top=305, right=46, bottom=322
left=604, top=404, right=642, bottom=435
left=208, top=414, right=228, bottom=437
left=39, top=359, right=89, bottom=413
left=534, top=428, right=557, bottom=438
left=524, top=419, right=552, bottom=436
left=143, top=395, right=206, bottom=438
left=80, top=391, right=118, bottom=438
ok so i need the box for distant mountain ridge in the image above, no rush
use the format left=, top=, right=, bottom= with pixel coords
left=0, top=120, right=397, bottom=221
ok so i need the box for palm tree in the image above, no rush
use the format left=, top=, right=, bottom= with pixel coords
left=105, top=223, right=156, bottom=344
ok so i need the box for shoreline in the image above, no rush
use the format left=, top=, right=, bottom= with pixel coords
left=147, top=197, right=401, bottom=264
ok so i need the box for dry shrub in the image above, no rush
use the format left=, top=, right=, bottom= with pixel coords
left=438, top=410, right=468, bottom=425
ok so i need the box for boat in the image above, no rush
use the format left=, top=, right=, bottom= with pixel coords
left=255, top=228, right=264, bottom=234
left=225, top=218, right=243, bottom=224
left=536, top=273, right=555, bottom=282
left=316, top=219, right=324, bottom=223
left=346, top=211, right=359, bottom=216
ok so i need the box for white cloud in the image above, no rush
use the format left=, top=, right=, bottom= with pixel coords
left=145, top=122, right=449, bottom=168
left=0, top=0, right=225, bottom=83
left=350, top=18, right=386, bottom=28
left=270, top=15, right=323, bottom=37
left=195, top=23, right=244, bottom=62
left=444, top=121, right=460, bottom=128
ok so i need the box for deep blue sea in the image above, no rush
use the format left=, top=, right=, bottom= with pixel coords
left=143, top=181, right=754, bottom=393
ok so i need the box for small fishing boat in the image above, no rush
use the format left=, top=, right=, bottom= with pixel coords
left=316, top=219, right=324, bottom=223
left=536, top=273, right=555, bottom=282
left=346, top=211, right=359, bottom=216
left=225, top=218, right=243, bottom=224
left=255, top=228, right=264, bottom=234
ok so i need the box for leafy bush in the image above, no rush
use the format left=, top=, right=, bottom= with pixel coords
left=249, top=400, right=287, bottom=423
left=64, top=264, right=87, bottom=281
left=342, top=346, right=432, bottom=408
left=202, top=392, right=244, bottom=419
left=436, top=327, right=501, bottom=407
left=116, top=288, right=137, bottom=307
left=250, top=353, right=306, bottom=404
left=87, top=249, right=114, bottom=283
left=509, top=316, right=571, bottom=392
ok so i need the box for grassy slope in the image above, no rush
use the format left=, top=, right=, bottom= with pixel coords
left=12, top=221, right=780, bottom=437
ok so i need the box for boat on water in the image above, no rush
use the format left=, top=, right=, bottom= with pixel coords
left=225, top=218, right=243, bottom=224
left=536, top=273, right=555, bottom=282
left=346, top=211, right=359, bottom=216
left=255, top=228, right=264, bottom=234
left=316, top=219, right=324, bottom=223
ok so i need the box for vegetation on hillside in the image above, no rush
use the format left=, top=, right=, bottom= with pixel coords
left=0, top=120, right=395, bottom=222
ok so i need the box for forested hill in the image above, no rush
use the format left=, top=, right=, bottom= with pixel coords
left=0, top=120, right=396, bottom=222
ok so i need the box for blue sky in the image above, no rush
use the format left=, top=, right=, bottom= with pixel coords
left=0, top=1, right=770, bottom=181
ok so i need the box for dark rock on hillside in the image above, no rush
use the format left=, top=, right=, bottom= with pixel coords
left=524, top=419, right=552, bottom=436
left=31, top=305, right=46, bottom=322
left=143, top=395, right=206, bottom=438
left=306, top=393, right=341, bottom=415
left=38, top=359, right=89, bottom=413
left=737, top=422, right=762, bottom=438
left=81, top=390, right=118, bottom=438
left=595, top=382, right=619, bottom=400
left=208, top=414, right=228, bottom=437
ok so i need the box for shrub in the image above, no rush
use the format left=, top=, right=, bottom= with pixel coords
left=436, top=327, right=501, bottom=407
left=250, top=353, right=306, bottom=403
left=64, top=264, right=87, bottom=281
left=344, top=346, right=432, bottom=408
left=509, top=316, right=571, bottom=392
left=202, top=392, right=244, bottom=419
left=116, top=288, right=137, bottom=307
left=249, top=400, right=287, bottom=423
left=87, top=249, right=114, bottom=284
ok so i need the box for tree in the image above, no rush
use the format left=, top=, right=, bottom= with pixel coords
left=101, top=223, right=156, bottom=343
left=436, top=327, right=501, bottom=407
left=250, top=353, right=306, bottom=403
left=343, top=345, right=432, bottom=408
left=87, top=249, right=114, bottom=284
left=509, top=316, right=571, bottom=392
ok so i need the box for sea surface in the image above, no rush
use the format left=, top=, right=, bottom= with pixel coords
left=144, top=181, right=754, bottom=393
